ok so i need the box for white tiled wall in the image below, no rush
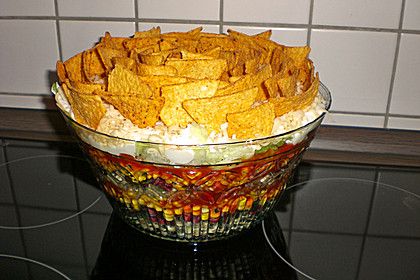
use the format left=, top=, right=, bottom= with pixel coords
left=0, top=0, right=419, bottom=131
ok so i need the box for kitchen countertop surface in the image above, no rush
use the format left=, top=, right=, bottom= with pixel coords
left=1, top=137, right=419, bottom=279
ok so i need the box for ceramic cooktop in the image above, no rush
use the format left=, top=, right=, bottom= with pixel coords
left=1, top=139, right=419, bottom=279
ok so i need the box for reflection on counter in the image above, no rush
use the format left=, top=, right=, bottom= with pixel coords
left=92, top=211, right=297, bottom=280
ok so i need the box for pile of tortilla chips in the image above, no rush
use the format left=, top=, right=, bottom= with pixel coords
left=57, top=26, right=320, bottom=140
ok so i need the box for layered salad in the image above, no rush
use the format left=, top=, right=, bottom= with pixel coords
left=53, top=27, right=330, bottom=241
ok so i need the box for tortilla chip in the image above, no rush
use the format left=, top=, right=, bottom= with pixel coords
left=219, top=50, right=237, bottom=71
left=216, top=64, right=272, bottom=101
left=264, top=70, right=297, bottom=98
left=100, top=32, right=126, bottom=49
left=56, top=61, right=67, bottom=83
left=227, top=29, right=263, bottom=51
left=253, top=30, right=272, bottom=40
left=245, top=58, right=259, bottom=74
left=97, top=46, right=127, bottom=70
left=111, top=57, right=137, bottom=72
left=64, top=53, right=85, bottom=82
left=82, top=48, right=106, bottom=82
left=269, top=74, right=319, bottom=117
left=57, top=27, right=320, bottom=141
left=63, top=83, right=106, bottom=129
left=108, top=65, right=154, bottom=98
left=227, top=102, right=275, bottom=139
left=61, top=83, right=74, bottom=105
left=140, top=50, right=174, bottom=65
left=278, top=71, right=298, bottom=97
left=270, top=46, right=286, bottom=74
left=124, top=37, right=162, bottom=50
left=202, top=47, right=221, bottom=58
left=297, top=59, right=314, bottom=91
left=263, top=73, right=279, bottom=98
left=137, top=63, right=177, bottom=76
left=67, top=80, right=104, bottom=95
left=133, top=26, right=161, bottom=38
left=162, top=27, right=203, bottom=39
left=197, top=36, right=235, bottom=53
left=160, top=80, right=219, bottom=127
left=165, top=59, right=227, bottom=80
left=283, top=46, right=311, bottom=67
left=181, top=50, right=214, bottom=60
left=99, top=91, right=164, bottom=128
left=183, top=87, right=258, bottom=132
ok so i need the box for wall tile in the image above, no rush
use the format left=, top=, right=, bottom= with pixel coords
left=138, top=0, right=219, bottom=20
left=387, top=117, right=420, bottom=130
left=389, top=34, right=420, bottom=116
left=60, top=21, right=135, bottom=60
left=224, top=0, right=310, bottom=24
left=323, top=112, right=385, bottom=128
left=0, top=20, right=59, bottom=94
left=310, top=29, right=396, bottom=113
left=403, top=0, right=420, bottom=30
left=313, top=0, right=402, bottom=28
left=58, top=0, right=134, bottom=18
left=138, top=23, right=219, bottom=34
left=223, top=26, right=308, bottom=46
left=270, top=28, right=308, bottom=46
left=0, top=0, right=55, bottom=16
left=0, top=94, right=56, bottom=110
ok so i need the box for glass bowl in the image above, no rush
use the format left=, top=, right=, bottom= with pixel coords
left=59, top=83, right=331, bottom=242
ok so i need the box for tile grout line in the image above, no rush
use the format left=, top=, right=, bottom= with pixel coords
left=1, top=15, right=420, bottom=34
left=134, top=0, right=139, bottom=32
left=0, top=92, right=53, bottom=97
left=330, top=110, right=420, bottom=119
left=219, top=0, right=224, bottom=34
left=384, top=0, right=406, bottom=129
left=329, top=110, right=385, bottom=116
left=53, top=0, right=63, bottom=61
left=306, top=0, right=315, bottom=46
